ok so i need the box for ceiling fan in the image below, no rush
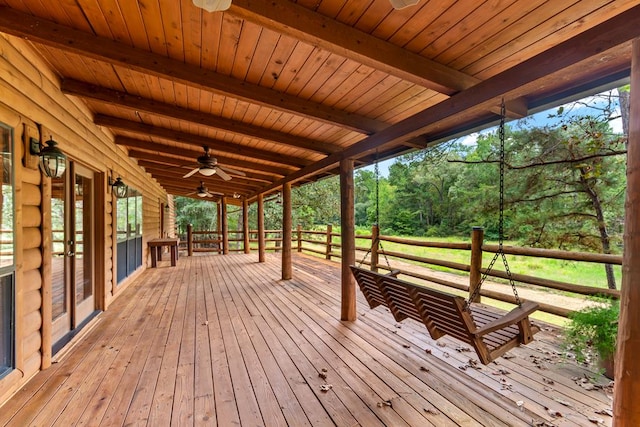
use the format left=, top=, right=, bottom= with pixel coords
left=182, top=146, right=247, bottom=181
left=186, top=181, right=223, bottom=198
left=192, top=0, right=419, bottom=12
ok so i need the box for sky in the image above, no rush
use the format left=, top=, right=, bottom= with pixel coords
left=363, top=90, right=623, bottom=177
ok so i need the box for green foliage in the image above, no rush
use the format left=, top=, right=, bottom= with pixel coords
left=175, top=197, right=218, bottom=234
left=564, top=299, right=619, bottom=364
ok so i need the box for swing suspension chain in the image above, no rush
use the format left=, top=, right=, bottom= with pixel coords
left=375, top=155, right=392, bottom=270
left=357, top=152, right=391, bottom=271
left=466, top=100, right=521, bottom=308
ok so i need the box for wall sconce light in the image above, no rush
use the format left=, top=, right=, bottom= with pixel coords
left=109, top=176, right=128, bottom=198
left=38, top=136, right=67, bottom=179
left=164, top=204, right=170, bottom=212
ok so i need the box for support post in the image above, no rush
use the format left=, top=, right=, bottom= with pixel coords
left=469, top=227, right=484, bottom=303
left=371, top=224, right=379, bottom=272
left=282, top=182, right=292, bottom=280
left=325, top=224, right=333, bottom=260
left=243, top=198, right=250, bottom=254
left=614, top=38, right=640, bottom=425
left=187, top=223, right=193, bottom=257
left=340, top=158, right=356, bottom=321
left=221, top=198, right=228, bottom=255
left=297, top=224, right=302, bottom=253
left=258, top=193, right=265, bottom=262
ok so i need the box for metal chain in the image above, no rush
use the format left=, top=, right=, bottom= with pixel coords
left=374, top=151, right=392, bottom=270
left=358, top=151, right=391, bottom=271
left=466, top=100, right=521, bottom=309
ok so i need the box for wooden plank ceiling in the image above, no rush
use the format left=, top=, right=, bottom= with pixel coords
left=0, top=0, right=638, bottom=199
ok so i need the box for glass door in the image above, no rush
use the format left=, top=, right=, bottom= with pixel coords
left=51, top=163, right=95, bottom=352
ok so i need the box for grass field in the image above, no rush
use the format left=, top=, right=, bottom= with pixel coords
left=355, top=235, right=622, bottom=291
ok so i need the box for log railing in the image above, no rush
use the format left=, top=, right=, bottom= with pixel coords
left=181, top=223, right=621, bottom=318
left=295, top=225, right=621, bottom=319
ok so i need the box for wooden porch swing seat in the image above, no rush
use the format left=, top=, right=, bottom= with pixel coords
left=350, top=266, right=540, bottom=364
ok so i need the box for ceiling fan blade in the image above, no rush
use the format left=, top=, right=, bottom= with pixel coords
left=219, top=165, right=246, bottom=176
left=205, top=192, right=214, bottom=197
left=185, top=191, right=196, bottom=196
left=216, top=168, right=232, bottom=181
left=183, top=167, right=200, bottom=178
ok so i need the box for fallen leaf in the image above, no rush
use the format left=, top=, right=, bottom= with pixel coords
left=554, top=398, right=572, bottom=407
left=319, top=384, right=332, bottom=392
left=318, top=372, right=327, bottom=380
left=595, top=409, right=613, bottom=417
left=424, top=408, right=440, bottom=415
left=436, top=342, right=446, bottom=347
left=546, top=408, right=563, bottom=418
left=419, top=366, right=429, bottom=372
left=402, top=344, right=410, bottom=349
left=588, top=416, right=604, bottom=424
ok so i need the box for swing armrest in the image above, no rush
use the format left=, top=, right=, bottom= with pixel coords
left=473, top=301, right=538, bottom=337
left=386, top=270, right=401, bottom=277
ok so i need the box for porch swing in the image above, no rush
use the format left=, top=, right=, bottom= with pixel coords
left=350, top=101, right=540, bottom=364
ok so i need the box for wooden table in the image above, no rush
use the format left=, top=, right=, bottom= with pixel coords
left=148, top=238, right=179, bottom=267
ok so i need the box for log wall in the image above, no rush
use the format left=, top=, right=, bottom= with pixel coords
left=0, top=33, right=171, bottom=404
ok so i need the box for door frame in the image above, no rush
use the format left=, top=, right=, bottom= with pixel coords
left=50, top=160, right=104, bottom=354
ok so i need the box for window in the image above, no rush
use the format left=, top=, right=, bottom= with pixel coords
left=116, top=188, right=142, bottom=283
left=0, top=123, right=14, bottom=378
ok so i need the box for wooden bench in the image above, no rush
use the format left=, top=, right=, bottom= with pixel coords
left=350, top=266, right=540, bottom=364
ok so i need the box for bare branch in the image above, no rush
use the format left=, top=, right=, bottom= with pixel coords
left=448, top=150, right=626, bottom=169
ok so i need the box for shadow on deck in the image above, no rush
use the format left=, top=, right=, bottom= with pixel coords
left=0, top=253, right=613, bottom=426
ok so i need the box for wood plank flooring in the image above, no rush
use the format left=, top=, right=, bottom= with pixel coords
left=0, top=254, right=614, bottom=426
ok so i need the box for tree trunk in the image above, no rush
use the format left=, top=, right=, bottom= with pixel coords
left=579, top=167, right=617, bottom=289
left=618, top=86, right=630, bottom=147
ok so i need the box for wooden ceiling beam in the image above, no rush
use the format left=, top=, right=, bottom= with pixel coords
left=62, top=79, right=342, bottom=155
left=95, top=114, right=311, bottom=168
left=118, top=137, right=291, bottom=176
left=252, top=5, right=640, bottom=196
left=136, top=159, right=274, bottom=184
left=156, top=177, right=250, bottom=192
left=147, top=169, right=262, bottom=192
left=229, top=0, right=479, bottom=95
left=0, top=6, right=384, bottom=133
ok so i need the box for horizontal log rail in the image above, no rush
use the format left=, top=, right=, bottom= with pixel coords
left=482, top=244, right=622, bottom=264
left=294, top=225, right=621, bottom=318
left=183, top=223, right=620, bottom=317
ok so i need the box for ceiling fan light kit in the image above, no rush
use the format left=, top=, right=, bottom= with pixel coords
left=199, top=166, right=216, bottom=176
left=192, top=0, right=231, bottom=12
left=389, top=0, right=420, bottom=9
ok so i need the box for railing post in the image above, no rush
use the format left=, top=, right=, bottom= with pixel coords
left=187, top=224, right=193, bottom=257
left=371, top=224, right=379, bottom=272
left=325, top=224, right=333, bottom=260
left=469, top=226, right=484, bottom=303
left=297, top=224, right=302, bottom=253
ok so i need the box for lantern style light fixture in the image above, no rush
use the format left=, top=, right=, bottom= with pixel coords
left=38, top=137, right=67, bottom=179
left=109, top=176, right=128, bottom=198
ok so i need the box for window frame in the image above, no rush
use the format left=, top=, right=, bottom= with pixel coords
left=0, top=122, right=16, bottom=379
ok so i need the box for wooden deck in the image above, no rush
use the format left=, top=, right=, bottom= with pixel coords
left=0, top=254, right=613, bottom=426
